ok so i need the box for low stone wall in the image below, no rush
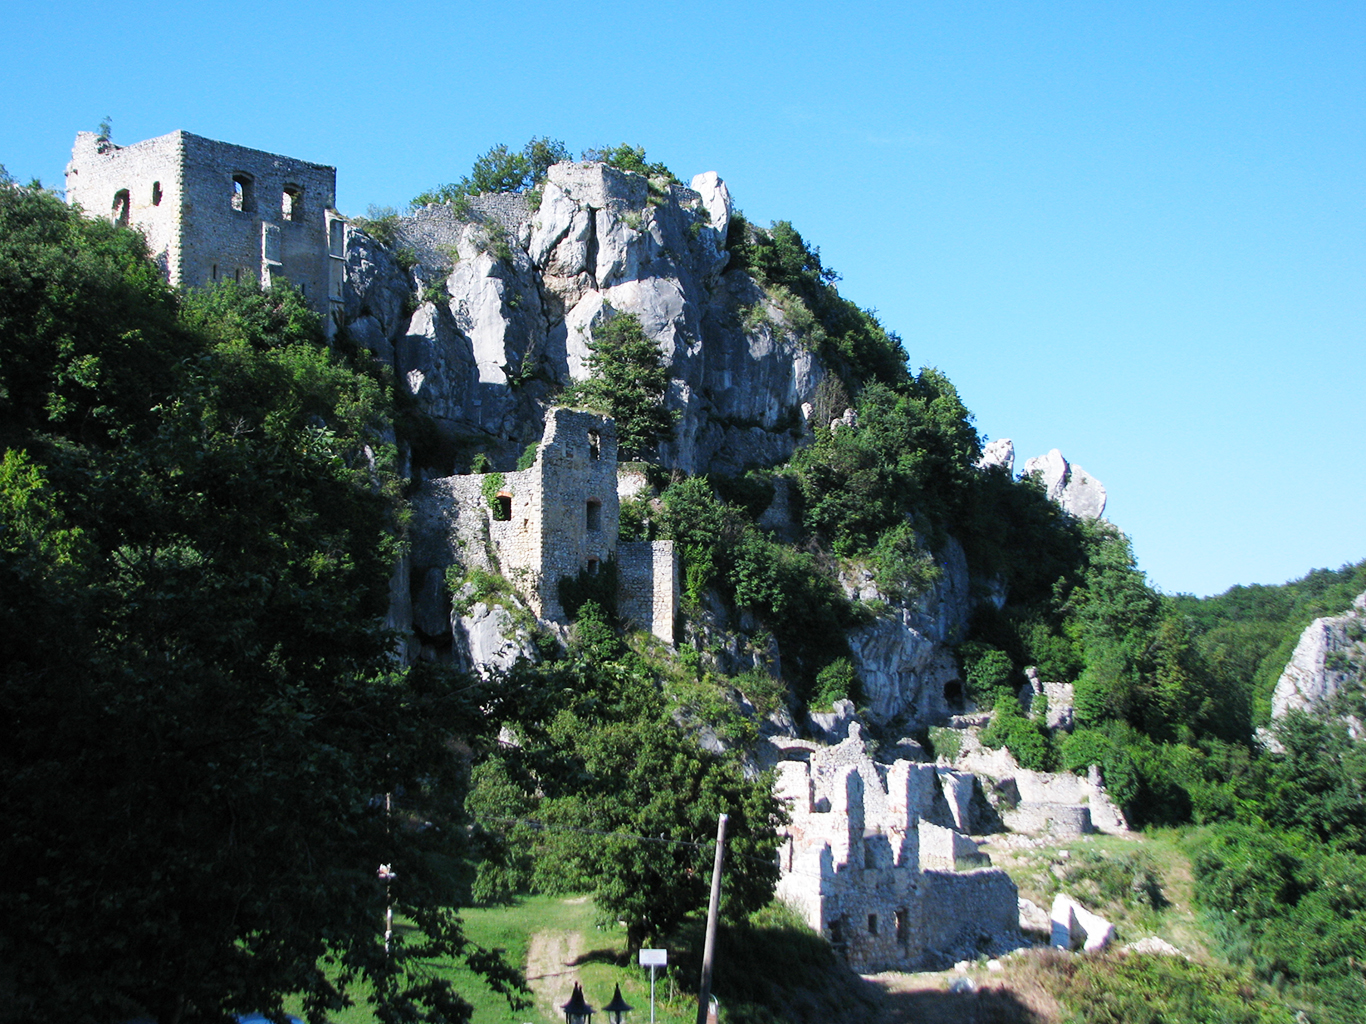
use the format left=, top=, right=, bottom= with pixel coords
left=617, top=540, right=678, bottom=644
left=918, top=820, right=990, bottom=870
left=1005, top=801, right=1092, bottom=838
left=918, top=868, right=1020, bottom=954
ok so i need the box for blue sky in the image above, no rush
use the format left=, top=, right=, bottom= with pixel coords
left=2, top=0, right=1361, bottom=597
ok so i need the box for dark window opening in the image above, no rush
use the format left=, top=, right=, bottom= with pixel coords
left=329, top=218, right=345, bottom=256
left=212, top=264, right=219, bottom=282
left=587, top=558, right=600, bottom=576
left=494, top=493, right=512, bottom=521
left=151, top=181, right=162, bottom=206
left=588, top=431, right=601, bottom=460
left=234, top=268, right=242, bottom=284
left=586, top=499, right=602, bottom=531
left=863, top=838, right=876, bottom=870
left=896, top=909, right=908, bottom=945
left=282, top=184, right=303, bottom=221
left=829, top=918, right=844, bottom=946
left=867, top=914, right=878, bottom=936
left=231, top=173, right=256, bottom=212
left=112, top=189, right=130, bottom=227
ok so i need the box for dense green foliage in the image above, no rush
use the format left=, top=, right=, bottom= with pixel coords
left=464, top=603, right=785, bottom=952
left=0, top=184, right=517, bottom=1024
left=580, top=142, right=680, bottom=184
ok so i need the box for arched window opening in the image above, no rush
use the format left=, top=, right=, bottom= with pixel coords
left=282, top=184, right=303, bottom=221
left=151, top=181, right=163, bottom=206
left=494, top=492, right=512, bottom=522
left=586, top=499, right=602, bottom=532
left=112, top=189, right=130, bottom=227
left=231, top=173, right=255, bottom=212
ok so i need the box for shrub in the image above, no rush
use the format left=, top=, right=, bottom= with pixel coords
left=809, top=657, right=860, bottom=711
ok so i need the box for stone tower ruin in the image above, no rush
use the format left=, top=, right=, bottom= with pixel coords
left=65, top=130, right=345, bottom=322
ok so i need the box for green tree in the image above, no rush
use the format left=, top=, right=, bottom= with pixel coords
left=412, top=137, right=570, bottom=206
left=0, top=184, right=517, bottom=1024
left=575, top=310, right=677, bottom=460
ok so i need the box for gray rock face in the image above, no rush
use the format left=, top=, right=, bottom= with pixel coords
left=845, top=537, right=974, bottom=727
left=1022, top=449, right=1107, bottom=519
left=453, top=598, right=538, bottom=677
left=977, top=438, right=1015, bottom=474
left=342, top=161, right=825, bottom=476
left=1270, top=591, right=1366, bottom=737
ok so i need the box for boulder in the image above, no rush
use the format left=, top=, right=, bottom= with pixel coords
left=1050, top=894, right=1114, bottom=952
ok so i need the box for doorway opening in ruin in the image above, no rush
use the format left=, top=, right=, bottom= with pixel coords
left=231, top=173, right=256, bottom=212
left=586, top=499, right=602, bottom=531
left=112, top=189, right=130, bottom=227
left=494, top=492, right=512, bottom=521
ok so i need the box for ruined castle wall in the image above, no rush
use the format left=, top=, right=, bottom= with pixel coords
left=67, top=130, right=338, bottom=316
left=918, top=820, right=989, bottom=871
left=617, top=540, right=678, bottom=643
left=178, top=133, right=336, bottom=305
left=529, top=409, right=618, bottom=622
left=66, top=131, right=185, bottom=282
left=1004, top=801, right=1091, bottom=838
left=917, top=868, right=1019, bottom=953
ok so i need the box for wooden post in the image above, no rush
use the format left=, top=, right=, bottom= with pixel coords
left=696, top=813, right=728, bottom=1024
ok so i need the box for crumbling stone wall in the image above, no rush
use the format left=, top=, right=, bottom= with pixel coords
left=774, top=734, right=1018, bottom=971
left=618, top=540, right=679, bottom=644
left=409, top=408, right=677, bottom=645
left=66, top=130, right=343, bottom=320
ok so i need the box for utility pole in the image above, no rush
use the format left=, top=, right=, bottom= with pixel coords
left=695, top=812, right=727, bottom=1024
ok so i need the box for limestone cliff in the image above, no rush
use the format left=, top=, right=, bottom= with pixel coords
left=1269, top=590, right=1366, bottom=741
left=341, top=161, right=825, bottom=479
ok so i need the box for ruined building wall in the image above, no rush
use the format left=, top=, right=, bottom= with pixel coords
left=774, top=738, right=1019, bottom=972
left=66, top=130, right=343, bottom=321
left=618, top=539, right=679, bottom=644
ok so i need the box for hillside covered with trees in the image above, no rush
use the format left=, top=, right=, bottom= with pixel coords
left=2, top=144, right=1364, bottom=1024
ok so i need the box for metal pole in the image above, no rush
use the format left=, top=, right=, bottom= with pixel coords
left=649, top=964, right=657, bottom=1024
left=695, top=813, right=727, bottom=1024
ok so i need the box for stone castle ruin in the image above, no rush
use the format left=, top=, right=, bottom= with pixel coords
left=774, top=733, right=1020, bottom=971
left=409, top=408, right=679, bottom=654
left=65, top=130, right=345, bottom=323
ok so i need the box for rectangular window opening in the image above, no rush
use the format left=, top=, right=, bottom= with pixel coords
left=232, top=172, right=256, bottom=213
left=867, top=914, right=878, bottom=936
left=282, top=184, right=303, bottom=222
left=896, top=909, right=908, bottom=945
left=586, top=499, right=602, bottom=532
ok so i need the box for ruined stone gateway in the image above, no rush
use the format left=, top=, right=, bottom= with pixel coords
left=774, top=733, right=1019, bottom=971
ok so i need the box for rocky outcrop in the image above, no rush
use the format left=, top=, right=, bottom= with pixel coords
left=1269, top=591, right=1366, bottom=739
left=1022, top=449, right=1106, bottom=520
left=843, top=537, right=974, bottom=727
left=341, top=161, right=825, bottom=477
left=977, top=438, right=1014, bottom=474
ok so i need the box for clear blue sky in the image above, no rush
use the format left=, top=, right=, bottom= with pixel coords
left=3, top=1, right=1361, bottom=597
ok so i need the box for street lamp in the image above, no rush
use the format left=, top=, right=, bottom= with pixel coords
left=602, top=983, right=632, bottom=1024
left=562, top=982, right=594, bottom=1024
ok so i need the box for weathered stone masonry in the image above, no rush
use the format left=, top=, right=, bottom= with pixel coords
left=774, top=735, right=1018, bottom=971
left=409, top=408, right=679, bottom=647
left=65, top=130, right=344, bottom=322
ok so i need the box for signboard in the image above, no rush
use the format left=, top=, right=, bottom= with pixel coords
left=639, top=948, right=668, bottom=967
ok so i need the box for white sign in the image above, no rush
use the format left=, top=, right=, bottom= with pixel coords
left=639, top=948, right=668, bottom=967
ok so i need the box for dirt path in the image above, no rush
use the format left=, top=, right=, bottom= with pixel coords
left=525, top=927, right=585, bottom=1020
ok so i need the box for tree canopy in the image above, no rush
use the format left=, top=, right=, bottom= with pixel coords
left=0, top=182, right=516, bottom=1024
